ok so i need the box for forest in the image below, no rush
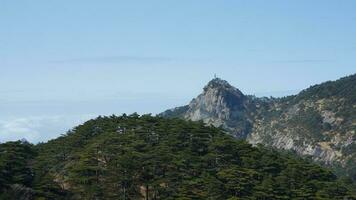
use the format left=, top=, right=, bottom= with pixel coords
left=1, top=114, right=355, bottom=199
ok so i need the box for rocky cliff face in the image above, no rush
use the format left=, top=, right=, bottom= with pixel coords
left=182, top=78, right=253, bottom=138
left=160, top=74, right=356, bottom=179
left=247, top=97, right=353, bottom=165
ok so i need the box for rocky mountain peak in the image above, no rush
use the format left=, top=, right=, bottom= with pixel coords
left=182, top=78, right=251, bottom=137
left=202, top=78, right=245, bottom=102
left=204, top=78, right=244, bottom=97
left=205, top=78, right=231, bottom=89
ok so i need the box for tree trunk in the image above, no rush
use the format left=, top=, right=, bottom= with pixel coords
left=146, top=185, right=149, bottom=200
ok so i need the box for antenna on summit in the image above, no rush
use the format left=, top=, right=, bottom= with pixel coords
left=214, top=74, right=217, bottom=79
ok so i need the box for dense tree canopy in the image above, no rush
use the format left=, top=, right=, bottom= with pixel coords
left=1, top=114, right=355, bottom=199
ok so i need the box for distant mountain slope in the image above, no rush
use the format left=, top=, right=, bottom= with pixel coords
left=1, top=115, right=355, bottom=199
left=160, top=74, right=356, bottom=180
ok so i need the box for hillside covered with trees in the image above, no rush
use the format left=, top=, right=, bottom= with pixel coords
left=1, top=115, right=355, bottom=199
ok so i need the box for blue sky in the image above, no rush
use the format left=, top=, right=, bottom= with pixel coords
left=0, top=0, right=355, bottom=143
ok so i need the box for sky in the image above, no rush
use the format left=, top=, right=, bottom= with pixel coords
left=0, top=0, right=355, bottom=143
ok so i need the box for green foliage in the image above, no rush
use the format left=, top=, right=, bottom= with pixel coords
left=290, top=107, right=325, bottom=140
left=295, top=73, right=356, bottom=103
left=1, top=115, right=355, bottom=199
left=0, top=141, right=36, bottom=199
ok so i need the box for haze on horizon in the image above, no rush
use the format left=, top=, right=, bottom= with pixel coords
left=1, top=0, right=355, bottom=143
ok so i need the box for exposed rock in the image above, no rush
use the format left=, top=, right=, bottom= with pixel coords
left=160, top=74, right=356, bottom=178
left=182, top=78, right=252, bottom=138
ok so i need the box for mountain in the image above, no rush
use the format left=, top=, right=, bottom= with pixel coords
left=160, top=78, right=258, bottom=139
left=160, top=74, right=356, bottom=180
left=1, top=115, right=355, bottom=199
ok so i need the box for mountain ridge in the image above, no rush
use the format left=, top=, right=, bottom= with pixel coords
left=160, top=73, right=356, bottom=180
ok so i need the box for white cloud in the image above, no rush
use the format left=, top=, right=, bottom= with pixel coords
left=0, top=115, right=96, bottom=143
